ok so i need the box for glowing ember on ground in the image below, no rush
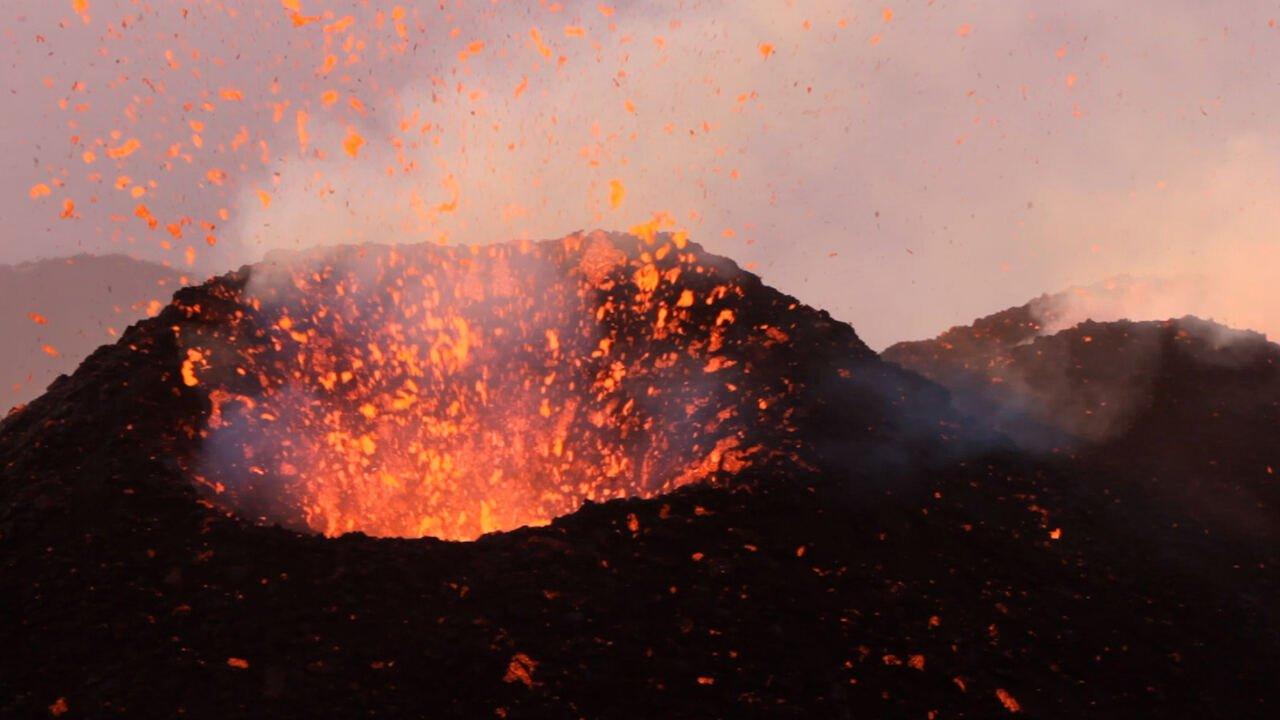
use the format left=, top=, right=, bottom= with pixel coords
left=181, top=231, right=805, bottom=540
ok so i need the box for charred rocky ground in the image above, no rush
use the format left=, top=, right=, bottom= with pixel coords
left=2, top=236, right=1277, bottom=718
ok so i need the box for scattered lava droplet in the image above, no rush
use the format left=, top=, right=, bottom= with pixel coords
left=503, top=653, right=537, bottom=687
left=996, top=688, right=1022, bottom=713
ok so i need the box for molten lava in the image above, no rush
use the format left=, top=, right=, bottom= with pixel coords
left=178, top=231, right=806, bottom=540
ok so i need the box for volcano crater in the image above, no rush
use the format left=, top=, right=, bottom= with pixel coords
left=170, top=231, right=883, bottom=540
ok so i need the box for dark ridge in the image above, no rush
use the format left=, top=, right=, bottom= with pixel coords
left=0, top=253, right=185, bottom=413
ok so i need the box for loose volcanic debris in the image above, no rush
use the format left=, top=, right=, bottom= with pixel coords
left=0, top=232, right=1277, bottom=718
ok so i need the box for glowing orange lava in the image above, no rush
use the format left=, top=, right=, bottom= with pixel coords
left=179, top=231, right=803, bottom=540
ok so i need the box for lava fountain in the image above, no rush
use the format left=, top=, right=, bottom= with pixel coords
left=176, top=230, right=816, bottom=540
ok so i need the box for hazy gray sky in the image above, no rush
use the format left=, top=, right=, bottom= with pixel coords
left=3, top=0, right=1279, bottom=348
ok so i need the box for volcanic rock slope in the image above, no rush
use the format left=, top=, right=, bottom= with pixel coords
left=883, top=302, right=1280, bottom=537
left=2, top=233, right=1277, bottom=719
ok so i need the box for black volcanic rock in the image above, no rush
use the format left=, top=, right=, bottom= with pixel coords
left=2, top=236, right=1277, bottom=718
